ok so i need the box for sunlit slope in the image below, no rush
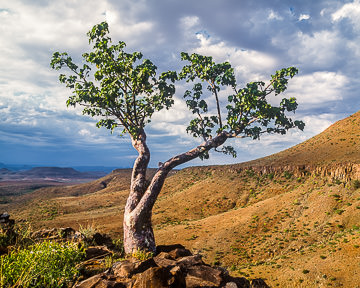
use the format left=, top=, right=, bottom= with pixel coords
left=242, top=110, right=360, bottom=167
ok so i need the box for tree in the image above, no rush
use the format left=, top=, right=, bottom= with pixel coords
left=51, top=22, right=304, bottom=254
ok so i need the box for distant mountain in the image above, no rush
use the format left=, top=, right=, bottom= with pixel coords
left=0, top=163, right=125, bottom=174
left=0, top=166, right=107, bottom=181
left=18, top=167, right=94, bottom=178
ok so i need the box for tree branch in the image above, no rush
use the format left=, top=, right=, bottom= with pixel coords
left=208, top=80, right=223, bottom=129
left=131, top=131, right=229, bottom=218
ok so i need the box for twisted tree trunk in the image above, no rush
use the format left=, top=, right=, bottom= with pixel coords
left=123, top=131, right=228, bottom=253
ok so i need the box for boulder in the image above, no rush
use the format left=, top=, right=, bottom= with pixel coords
left=251, top=278, right=270, bottom=288
left=75, top=273, right=127, bottom=288
left=185, top=265, right=223, bottom=287
left=132, top=267, right=171, bottom=288
left=75, top=244, right=267, bottom=288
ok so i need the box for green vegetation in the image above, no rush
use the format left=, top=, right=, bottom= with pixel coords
left=0, top=241, right=85, bottom=288
left=131, top=248, right=154, bottom=261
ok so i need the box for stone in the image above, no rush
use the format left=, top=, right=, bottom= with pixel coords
left=74, top=243, right=267, bottom=288
left=112, top=258, right=157, bottom=278
left=176, top=254, right=204, bottom=268
left=86, top=246, right=112, bottom=260
left=168, top=247, right=192, bottom=259
left=112, top=260, right=137, bottom=278
left=75, top=274, right=127, bottom=288
left=75, top=273, right=105, bottom=288
left=185, top=265, right=223, bottom=287
left=0, top=212, right=10, bottom=223
left=132, top=257, right=158, bottom=275
left=59, top=227, right=76, bottom=239
left=132, top=267, right=170, bottom=288
left=251, top=278, right=270, bottom=288
left=156, top=244, right=186, bottom=253
left=222, top=274, right=250, bottom=288
left=31, top=228, right=58, bottom=239
left=153, top=252, right=177, bottom=268
left=92, top=232, right=113, bottom=246
left=225, top=282, right=239, bottom=288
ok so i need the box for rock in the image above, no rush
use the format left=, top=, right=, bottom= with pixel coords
left=0, top=212, right=10, bottom=223
left=86, top=246, right=112, bottom=260
left=92, top=232, right=113, bottom=246
left=156, top=243, right=186, bottom=253
left=75, top=273, right=105, bottom=288
left=132, top=257, right=157, bottom=275
left=225, top=282, right=239, bottom=288
left=176, top=254, right=204, bottom=268
left=227, top=277, right=251, bottom=288
left=112, top=257, right=157, bottom=278
left=168, top=247, right=193, bottom=259
left=78, top=243, right=267, bottom=288
left=153, top=252, right=178, bottom=268
left=112, top=260, right=137, bottom=278
left=75, top=273, right=127, bottom=288
left=251, top=278, right=270, bottom=288
left=31, top=228, right=58, bottom=239
left=132, top=267, right=170, bottom=288
left=185, top=265, right=223, bottom=287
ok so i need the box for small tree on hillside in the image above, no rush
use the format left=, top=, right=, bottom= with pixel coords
left=51, top=22, right=304, bottom=253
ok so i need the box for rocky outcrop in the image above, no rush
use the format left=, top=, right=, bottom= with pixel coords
left=75, top=244, right=269, bottom=288
left=223, top=163, right=360, bottom=182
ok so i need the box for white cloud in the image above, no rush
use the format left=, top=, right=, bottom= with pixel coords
left=79, top=129, right=92, bottom=137
left=180, top=15, right=200, bottom=30
left=332, top=0, right=360, bottom=30
left=298, top=14, right=310, bottom=21
left=268, top=10, right=283, bottom=21
left=287, top=30, right=344, bottom=70
left=193, top=34, right=277, bottom=82
left=287, top=72, right=347, bottom=106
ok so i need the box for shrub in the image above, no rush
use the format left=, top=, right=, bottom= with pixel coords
left=353, top=180, right=360, bottom=190
left=283, top=171, right=293, bottom=180
left=0, top=240, right=85, bottom=287
left=131, top=248, right=153, bottom=261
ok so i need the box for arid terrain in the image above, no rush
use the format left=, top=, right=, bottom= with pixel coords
left=1, top=111, right=360, bottom=287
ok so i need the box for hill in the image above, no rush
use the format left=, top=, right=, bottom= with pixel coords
left=2, top=110, right=360, bottom=287
left=244, top=110, right=360, bottom=166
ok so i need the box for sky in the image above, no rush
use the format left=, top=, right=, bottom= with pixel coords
left=0, top=0, right=359, bottom=169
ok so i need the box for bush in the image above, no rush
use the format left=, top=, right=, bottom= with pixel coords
left=353, top=180, right=360, bottom=190
left=0, top=240, right=85, bottom=287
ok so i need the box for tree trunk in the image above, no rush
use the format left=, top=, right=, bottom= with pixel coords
left=123, top=131, right=229, bottom=254
left=123, top=130, right=154, bottom=254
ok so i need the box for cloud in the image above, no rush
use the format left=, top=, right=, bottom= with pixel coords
left=0, top=0, right=359, bottom=167
left=287, top=72, right=347, bottom=107
left=299, top=14, right=310, bottom=21
left=332, top=0, right=360, bottom=31
left=268, top=10, right=283, bottom=21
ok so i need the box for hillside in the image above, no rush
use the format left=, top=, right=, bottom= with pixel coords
left=244, top=110, right=360, bottom=166
left=3, top=110, right=360, bottom=287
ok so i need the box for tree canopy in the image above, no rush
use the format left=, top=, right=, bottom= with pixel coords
left=51, top=22, right=177, bottom=138
left=51, top=21, right=304, bottom=253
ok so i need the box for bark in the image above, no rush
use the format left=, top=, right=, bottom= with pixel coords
left=123, top=131, right=229, bottom=254
left=123, top=130, right=153, bottom=254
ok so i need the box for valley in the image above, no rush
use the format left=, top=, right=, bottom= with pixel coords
left=1, top=110, right=360, bottom=287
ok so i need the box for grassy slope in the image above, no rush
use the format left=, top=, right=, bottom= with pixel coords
left=3, top=110, right=360, bottom=287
